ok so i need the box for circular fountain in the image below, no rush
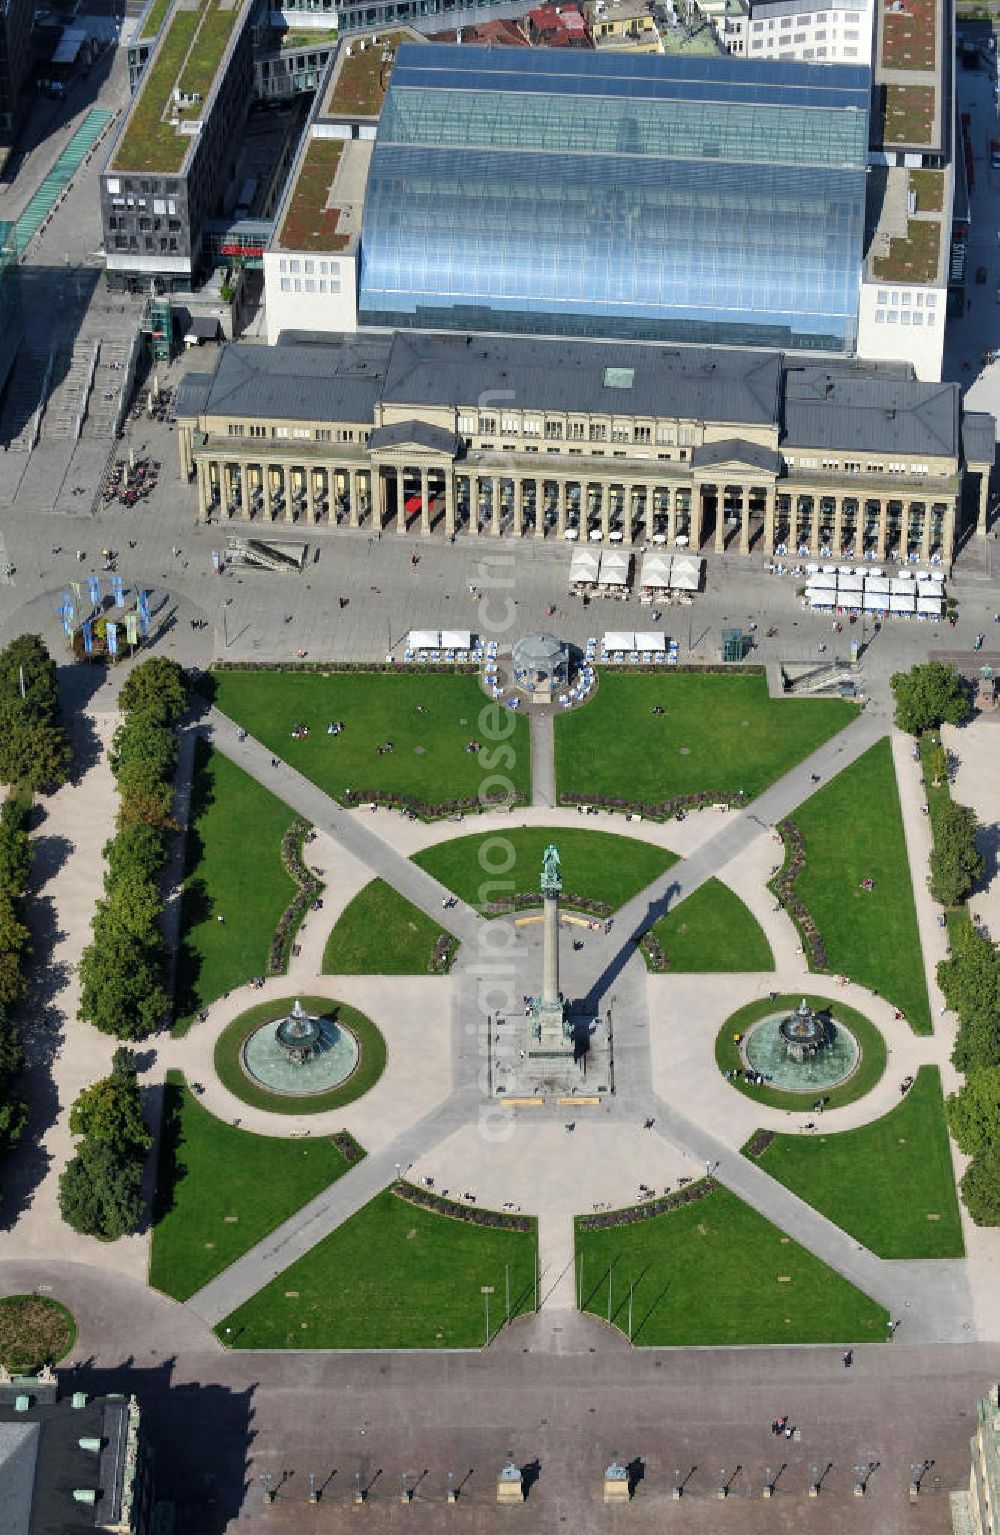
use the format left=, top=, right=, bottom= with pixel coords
left=743, top=998, right=859, bottom=1092
left=241, top=998, right=360, bottom=1097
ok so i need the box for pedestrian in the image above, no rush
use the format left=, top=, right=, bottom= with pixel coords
left=217, top=914, right=225, bottom=923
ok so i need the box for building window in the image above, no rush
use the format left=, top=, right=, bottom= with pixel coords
left=228, top=423, right=244, bottom=436
left=679, top=427, right=695, bottom=446
left=500, top=413, right=519, bottom=433
left=544, top=419, right=563, bottom=440
left=293, top=427, right=310, bottom=438
left=655, top=425, right=676, bottom=445
left=272, top=426, right=289, bottom=438
left=478, top=415, right=497, bottom=434
left=458, top=414, right=475, bottom=434
left=569, top=421, right=586, bottom=440
left=611, top=426, right=629, bottom=443
left=249, top=424, right=266, bottom=438
left=280, top=277, right=290, bottom=292
left=634, top=425, right=651, bottom=444
left=844, top=460, right=861, bottom=473
left=523, top=417, right=541, bottom=437
left=304, top=279, right=315, bottom=293
left=315, top=428, right=332, bottom=441
left=875, top=309, right=885, bottom=323
left=589, top=423, right=607, bottom=442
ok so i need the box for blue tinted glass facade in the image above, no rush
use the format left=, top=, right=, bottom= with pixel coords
left=359, top=47, right=870, bottom=353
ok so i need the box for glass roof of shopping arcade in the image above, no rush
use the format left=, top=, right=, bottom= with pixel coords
left=358, top=47, right=871, bottom=352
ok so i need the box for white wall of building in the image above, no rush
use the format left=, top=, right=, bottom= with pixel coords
left=263, top=248, right=358, bottom=344
left=856, top=280, right=946, bottom=381
left=719, top=0, right=873, bottom=63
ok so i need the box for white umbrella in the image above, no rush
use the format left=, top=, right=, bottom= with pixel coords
left=674, top=534, right=689, bottom=546
left=589, top=529, right=604, bottom=541
left=652, top=534, right=667, bottom=545
left=564, top=528, right=579, bottom=540
left=609, top=530, right=624, bottom=542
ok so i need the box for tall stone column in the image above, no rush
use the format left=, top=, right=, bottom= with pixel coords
left=530, top=843, right=570, bottom=1056
left=396, top=466, right=408, bottom=534
left=714, top=485, right=726, bottom=554
left=875, top=500, right=887, bottom=559
left=262, top=466, right=272, bottom=521
left=542, top=890, right=559, bottom=1004
left=349, top=469, right=360, bottom=527
left=920, top=503, right=932, bottom=562
left=239, top=462, right=249, bottom=521
left=809, top=498, right=821, bottom=557
left=535, top=480, right=545, bottom=539
left=445, top=472, right=455, bottom=538
left=557, top=480, right=568, bottom=537
left=491, top=476, right=501, bottom=538
left=420, top=467, right=430, bottom=536
left=763, top=488, right=776, bottom=554
left=739, top=491, right=751, bottom=555
left=305, top=468, right=316, bottom=525
left=977, top=474, right=989, bottom=536
left=833, top=495, right=844, bottom=556
left=690, top=486, right=704, bottom=550
left=371, top=470, right=384, bottom=532
left=468, top=475, right=479, bottom=536
left=513, top=475, right=524, bottom=536
left=284, top=467, right=295, bottom=524
left=601, top=484, right=611, bottom=543
left=195, top=459, right=207, bottom=519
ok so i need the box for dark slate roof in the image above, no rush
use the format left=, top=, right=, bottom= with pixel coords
left=782, top=363, right=959, bottom=457
left=175, top=371, right=213, bottom=420
left=183, top=339, right=392, bottom=424
left=382, top=332, right=782, bottom=427
left=369, top=419, right=459, bottom=455
left=692, top=438, right=782, bottom=473
left=962, top=411, right=997, bottom=465
left=0, top=1397, right=111, bottom=1535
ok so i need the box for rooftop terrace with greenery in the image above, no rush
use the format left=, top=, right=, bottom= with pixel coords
left=276, top=138, right=349, bottom=252
left=321, top=31, right=411, bottom=118
left=113, top=0, right=246, bottom=175
left=871, top=216, right=942, bottom=284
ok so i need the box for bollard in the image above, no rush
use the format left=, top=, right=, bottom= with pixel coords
left=854, top=1482, right=865, bottom=1497
left=762, top=1484, right=773, bottom=1500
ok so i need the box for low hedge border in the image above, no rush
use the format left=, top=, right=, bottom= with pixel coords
left=576, top=1178, right=716, bottom=1231
left=714, top=992, right=887, bottom=1111
left=480, top=890, right=612, bottom=918
left=342, top=787, right=528, bottom=821
left=559, top=788, right=749, bottom=821
left=212, top=994, right=387, bottom=1115
left=268, top=818, right=324, bottom=974
left=392, top=1179, right=534, bottom=1233
left=768, top=818, right=828, bottom=969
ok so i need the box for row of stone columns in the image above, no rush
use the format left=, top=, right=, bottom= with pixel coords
left=775, top=493, right=951, bottom=562
left=195, top=459, right=373, bottom=527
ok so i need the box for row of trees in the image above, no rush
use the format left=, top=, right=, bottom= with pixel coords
left=58, top=1047, right=151, bottom=1239
left=942, top=925, right=1000, bottom=1225
left=0, top=634, right=71, bottom=794
left=78, top=658, right=188, bottom=1041
left=892, top=662, right=1000, bottom=1225
left=0, top=795, right=32, bottom=1174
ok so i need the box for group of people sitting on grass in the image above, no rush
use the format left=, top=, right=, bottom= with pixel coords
left=375, top=740, right=394, bottom=755
left=326, top=720, right=346, bottom=736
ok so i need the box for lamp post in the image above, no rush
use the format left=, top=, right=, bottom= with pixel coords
left=481, top=1285, right=494, bottom=1347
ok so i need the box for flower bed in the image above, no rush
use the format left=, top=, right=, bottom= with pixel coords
left=577, top=1178, right=715, bottom=1231
left=429, top=934, right=457, bottom=974
left=342, top=787, right=527, bottom=819
left=332, top=1130, right=364, bottom=1164
left=560, top=789, right=748, bottom=822
left=212, top=660, right=478, bottom=676
left=768, top=817, right=828, bottom=969
left=267, top=818, right=324, bottom=974
left=392, top=1179, right=533, bottom=1232
left=480, top=890, right=612, bottom=918
left=743, top=1130, right=775, bottom=1160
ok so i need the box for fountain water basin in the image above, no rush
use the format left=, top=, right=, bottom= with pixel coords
left=242, top=999, right=359, bottom=1096
left=743, top=1000, right=859, bottom=1093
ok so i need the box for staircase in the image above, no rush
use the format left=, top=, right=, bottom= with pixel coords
left=226, top=536, right=307, bottom=573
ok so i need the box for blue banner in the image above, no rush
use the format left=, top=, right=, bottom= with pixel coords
left=137, top=590, right=151, bottom=638
left=62, top=613, right=73, bottom=639
left=88, top=575, right=100, bottom=606
left=112, top=575, right=125, bottom=608
left=82, top=620, right=93, bottom=656
left=106, top=621, right=118, bottom=657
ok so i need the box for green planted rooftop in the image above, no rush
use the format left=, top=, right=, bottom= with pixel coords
left=113, top=0, right=245, bottom=174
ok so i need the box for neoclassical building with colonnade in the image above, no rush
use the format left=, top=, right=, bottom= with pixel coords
left=176, top=332, right=995, bottom=565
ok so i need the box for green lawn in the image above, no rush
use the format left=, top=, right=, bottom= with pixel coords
left=413, top=826, right=676, bottom=911
left=211, top=670, right=531, bottom=809
left=575, top=1186, right=888, bottom=1345
left=556, top=673, right=855, bottom=805
left=217, top=1188, right=538, bottom=1349
left=645, top=878, right=774, bottom=971
left=749, top=1066, right=963, bottom=1258
left=792, top=739, right=931, bottom=1032
left=175, top=742, right=299, bottom=1032
left=150, top=1072, right=360, bottom=1301
left=323, top=878, right=455, bottom=973
left=213, top=995, right=387, bottom=1115
left=714, top=993, right=886, bottom=1110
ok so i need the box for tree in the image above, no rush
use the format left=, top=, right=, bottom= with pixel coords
left=0, top=895, right=30, bottom=1007
left=940, top=926, right=1000, bottom=1072
left=928, top=801, right=985, bottom=906
left=0, top=1009, right=25, bottom=1155
left=118, top=658, right=188, bottom=726
left=0, top=712, right=71, bottom=794
left=114, top=757, right=177, bottom=831
left=0, top=635, right=61, bottom=723
left=0, top=805, right=30, bottom=898
left=93, top=874, right=163, bottom=944
left=890, top=661, right=969, bottom=735
left=58, top=1139, right=145, bottom=1239
left=104, top=822, right=170, bottom=890
left=946, top=1067, right=1000, bottom=1156
left=77, top=930, right=169, bottom=1039
left=960, top=1140, right=1000, bottom=1227
left=68, top=1048, right=150, bottom=1153
left=109, top=714, right=177, bottom=782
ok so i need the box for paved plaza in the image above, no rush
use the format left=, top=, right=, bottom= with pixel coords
left=0, top=43, right=996, bottom=1529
